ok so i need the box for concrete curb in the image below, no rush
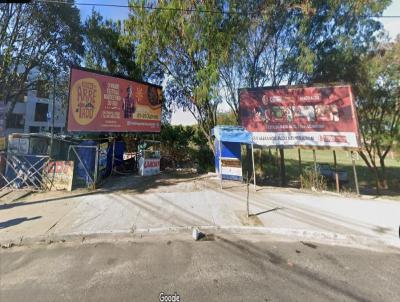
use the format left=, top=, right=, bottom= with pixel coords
left=1, top=226, right=399, bottom=252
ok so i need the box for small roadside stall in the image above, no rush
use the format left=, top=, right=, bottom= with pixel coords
left=211, top=126, right=255, bottom=188
left=138, top=140, right=161, bottom=176
left=66, top=66, right=163, bottom=187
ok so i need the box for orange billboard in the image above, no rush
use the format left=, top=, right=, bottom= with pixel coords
left=67, top=67, right=162, bottom=132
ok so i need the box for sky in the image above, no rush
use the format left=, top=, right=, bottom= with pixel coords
left=78, top=0, right=400, bottom=126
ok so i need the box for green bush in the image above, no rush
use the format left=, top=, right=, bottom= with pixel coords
left=160, top=124, right=214, bottom=172
left=300, top=170, right=327, bottom=191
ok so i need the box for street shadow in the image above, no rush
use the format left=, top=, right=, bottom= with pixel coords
left=0, top=171, right=206, bottom=211
left=251, top=207, right=284, bottom=217
left=0, top=216, right=41, bottom=229
left=220, top=181, right=248, bottom=190
left=372, top=226, right=391, bottom=234
left=101, top=171, right=205, bottom=194
left=0, top=191, right=100, bottom=210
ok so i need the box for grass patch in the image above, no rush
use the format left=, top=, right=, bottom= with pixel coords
left=248, top=148, right=400, bottom=196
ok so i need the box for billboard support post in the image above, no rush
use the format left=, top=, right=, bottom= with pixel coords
left=298, top=148, right=302, bottom=187
left=298, top=148, right=302, bottom=176
left=333, top=150, right=339, bottom=192
left=219, top=140, right=222, bottom=190
left=269, top=148, right=273, bottom=180
left=111, top=138, right=115, bottom=175
left=279, top=148, right=285, bottom=186
left=351, top=151, right=360, bottom=195
left=50, top=73, right=56, bottom=159
left=246, top=175, right=250, bottom=218
left=94, top=146, right=99, bottom=189
left=313, top=149, right=317, bottom=186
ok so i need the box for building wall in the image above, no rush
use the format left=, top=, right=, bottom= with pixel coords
left=2, top=68, right=67, bottom=135
left=24, top=89, right=66, bottom=133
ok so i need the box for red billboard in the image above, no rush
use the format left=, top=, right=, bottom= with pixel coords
left=239, top=85, right=361, bottom=148
left=67, top=67, right=162, bottom=132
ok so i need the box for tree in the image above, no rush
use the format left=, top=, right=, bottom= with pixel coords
left=0, top=1, right=84, bottom=116
left=160, top=124, right=194, bottom=166
left=355, top=37, right=400, bottom=191
left=216, top=110, right=238, bottom=126
left=219, top=0, right=390, bottom=122
left=219, top=1, right=305, bottom=121
left=126, top=0, right=244, bottom=151
left=83, top=10, right=142, bottom=80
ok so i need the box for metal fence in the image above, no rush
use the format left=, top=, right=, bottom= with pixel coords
left=67, top=145, right=98, bottom=189
left=0, top=152, right=51, bottom=191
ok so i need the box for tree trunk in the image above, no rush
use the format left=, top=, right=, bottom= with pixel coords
left=379, top=156, right=388, bottom=190
left=359, top=150, right=381, bottom=194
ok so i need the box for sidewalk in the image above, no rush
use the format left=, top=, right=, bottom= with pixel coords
left=0, top=176, right=399, bottom=249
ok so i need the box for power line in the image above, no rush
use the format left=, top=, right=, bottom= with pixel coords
left=35, top=0, right=237, bottom=15
left=33, top=0, right=400, bottom=18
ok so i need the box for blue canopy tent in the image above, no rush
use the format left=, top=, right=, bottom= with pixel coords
left=211, top=126, right=256, bottom=188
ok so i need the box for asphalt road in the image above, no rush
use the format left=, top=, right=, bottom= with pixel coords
left=1, top=234, right=399, bottom=302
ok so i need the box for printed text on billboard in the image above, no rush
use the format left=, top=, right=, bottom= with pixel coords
left=239, top=85, right=361, bottom=148
left=68, top=67, right=162, bottom=132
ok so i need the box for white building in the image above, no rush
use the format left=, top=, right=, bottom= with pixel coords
left=1, top=67, right=67, bottom=136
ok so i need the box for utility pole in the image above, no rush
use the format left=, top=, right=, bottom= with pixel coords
left=50, top=73, right=56, bottom=158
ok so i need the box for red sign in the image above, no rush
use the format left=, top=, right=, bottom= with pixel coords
left=140, top=158, right=160, bottom=176
left=239, top=85, right=361, bottom=148
left=68, top=67, right=162, bottom=132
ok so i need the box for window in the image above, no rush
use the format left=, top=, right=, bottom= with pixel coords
left=6, top=113, right=25, bottom=129
left=36, top=80, right=49, bottom=99
left=34, top=103, right=49, bottom=122
left=29, top=126, right=40, bottom=133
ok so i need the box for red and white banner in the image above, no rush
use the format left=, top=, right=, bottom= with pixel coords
left=239, top=85, right=361, bottom=148
left=139, top=158, right=160, bottom=176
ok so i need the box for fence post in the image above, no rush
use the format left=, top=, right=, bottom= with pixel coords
left=279, top=148, right=286, bottom=186
left=111, top=139, right=116, bottom=175
left=351, top=151, right=360, bottom=195
left=94, top=145, right=99, bottom=189
left=333, top=150, right=339, bottom=193
left=251, top=143, right=256, bottom=190
left=313, top=149, right=317, bottom=187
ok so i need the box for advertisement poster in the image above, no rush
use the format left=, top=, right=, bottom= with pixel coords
left=68, top=67, right=163, bottom=132
left=220, top=158, right=242, bottom=181
left=98, top=142, right=108, bottom=176
left=239, top=85, right=361, bottom=148
left=43, top=161, right=74, bottom=191
left=139, top=158, right=160, bottom=176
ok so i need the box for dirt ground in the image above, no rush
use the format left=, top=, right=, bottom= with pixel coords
left=7, top=168, right=399, bottom=205
left=15, top=171, right=219, bottom=203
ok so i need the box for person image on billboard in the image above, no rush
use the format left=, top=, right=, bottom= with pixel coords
left=252, top=94, right=271, bottom=124
left=123, top=85, right=136, bottom=119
